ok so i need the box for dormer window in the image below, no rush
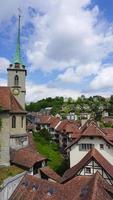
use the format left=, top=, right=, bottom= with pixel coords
left=14, top=75, right=19, bottom=86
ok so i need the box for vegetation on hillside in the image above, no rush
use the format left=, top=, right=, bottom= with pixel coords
left=26, top=97, right=64, bottom=115
left=0, top=166, right=24, bottom=186
left=33, top=129, right=69, bottom=175
left=26, top=95, right=113, bottom=121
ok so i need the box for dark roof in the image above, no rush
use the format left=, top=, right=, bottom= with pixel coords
left=9, top=172, right=113, bottom=200
left=40, top=166, right=61, bottom=182
left=10, top=148, right=47, bottom=168
left=0, top=86, right=26, bottom=113
left=61, top=148, right=113, bottom=183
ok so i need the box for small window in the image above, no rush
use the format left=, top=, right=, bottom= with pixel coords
left=14, top=75, right=19, bottom=86
left=85, top=167, right=91, bottom=174
left=12, top=116, right=16, bottom=128
left=100, top=144, right=104, bottom=149
left=21, top=116, right=24, bottom=128
left=79, top=144, right=94, bottom=151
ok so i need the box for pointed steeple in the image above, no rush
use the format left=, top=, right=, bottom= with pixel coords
left=14, top=13, right=22, bottom=64
left=12, top=9, right=25, bottom=69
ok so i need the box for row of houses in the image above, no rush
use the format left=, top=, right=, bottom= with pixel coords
left=8, top=118, right=113, bottom=200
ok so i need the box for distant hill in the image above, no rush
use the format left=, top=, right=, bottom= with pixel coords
left=26, top=95, right=113, bottom=120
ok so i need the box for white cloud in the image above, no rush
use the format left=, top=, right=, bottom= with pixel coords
left=90, top=66, right=113, bottom=90
left=0, top=57, right=10, bottom=73
left=26, top=80, right=81, bottom=102
left=0, top=0, right=113, bottom=96
left=58, top=62, right=101, bottom=83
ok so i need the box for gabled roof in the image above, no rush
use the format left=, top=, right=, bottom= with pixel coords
left=40, top=166, right=61, bottom=182
left=66, top=123, right=113, bottom=150
left=10, top=147, right=47, bottom=168
left=56, top=120, right=80, bottom=136
left=61, top=148, right=113, bottom=183
left=48, top=117, right=61, bottom=129
left=102, top=128, right=113, bottom=141
left=66, top=172, right=113, bottom=200
left=9, top=172, right=113, bottom=200
left=37, top=115, right=51, bottom=124
left=0, top=86, right=26, bottom=113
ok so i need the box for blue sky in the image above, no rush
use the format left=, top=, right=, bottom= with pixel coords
left=0, top=0, right=113, bottom=102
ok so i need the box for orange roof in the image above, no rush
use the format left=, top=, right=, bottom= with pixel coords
left=66, top=123, right=113, bottom=149
left=61, top=148, right=113, bottom=183
left=9, top=172, right=113, bottom=200
left=48, top=117, right=61, bottom=129
left=40, top=166, right=61, bottom=182
left=37, top=115, right=51, bottom=124
left=0, top=86, right=25, bottom=113
left=10, top=148, right=47, bottom=168
left=56, top=120, right=80, bottom=135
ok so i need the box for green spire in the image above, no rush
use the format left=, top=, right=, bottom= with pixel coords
left=13, top=12, right=23, bottom=65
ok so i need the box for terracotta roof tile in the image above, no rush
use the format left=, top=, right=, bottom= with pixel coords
left=0, top=86, right=25, bottom=113
left=61, top=148, right=113, bottom=183
left=48, top=117, right=61, bottom=129
left=9, top=172, right=113, bottom=200
left=40, top=166, right=61, bottom=182
left=66, top=123, right=113, bottom=150
left=37, top=115, right=51, bottom=124
left=10, top=148, right=47, bottom=168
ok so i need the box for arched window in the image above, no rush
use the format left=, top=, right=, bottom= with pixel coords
left=14, top=75, right=19, bottom=86
left=21, top=116, right=24, bottom=128
left=12, top=116, right=16, bottom=128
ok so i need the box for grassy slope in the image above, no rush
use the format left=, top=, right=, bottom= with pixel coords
left=0, top=166, right=23, bottom=186
left=33, top=132, right=65, bottom=173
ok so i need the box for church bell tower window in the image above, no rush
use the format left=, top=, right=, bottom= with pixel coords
left=14, top=75, right=19, bottom=86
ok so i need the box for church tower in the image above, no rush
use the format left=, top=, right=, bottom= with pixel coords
left=7, top=13, right=27, bottom=109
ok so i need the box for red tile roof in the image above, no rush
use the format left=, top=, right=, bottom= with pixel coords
left=40, top=166, right=61, bottom=182
left=0, top=86, right=25, bottom=113
left=66, top=123, right=113, bottom=150
left=48, top=117, right=61, bottom=129
left=10, top=148, right=47, bottom=168
left=102, top=128, right=113, bottom=141
left=9, top=172, right=113, bottom=200
left=61, top=148, right=113, bottom=183
left=37, top=115, right=51, bottom=124
left=56, top=120, right=80, bottom=137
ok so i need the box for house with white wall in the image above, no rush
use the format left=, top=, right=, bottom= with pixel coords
left=61, top=148, right=113, bottom=185
left=66, top=121, right=113, bottom=168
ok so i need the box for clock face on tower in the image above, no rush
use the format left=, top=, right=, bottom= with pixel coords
left=12, top=88, right=20, bottom=95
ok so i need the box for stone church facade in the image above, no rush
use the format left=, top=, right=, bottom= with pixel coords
left=0, top=14, right=28, bottom=166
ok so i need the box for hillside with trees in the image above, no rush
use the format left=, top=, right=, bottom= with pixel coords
left=26, top=95, right=113, bottom=121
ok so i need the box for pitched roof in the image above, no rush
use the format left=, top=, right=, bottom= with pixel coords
left=9, top=174, right=66, bottom=200
left=48, top=117, right=61, bottom=129
left=40, top=166, right=61, bottom=182
left=9, top=172, right=113, bottom=200
left=61, top=148, right=113, bottom=183
left=66, top=123, right=113, bottom=150
left=56, top=120, right=80, bottom=136
left=65, top=172, right=113, bottom=200
left=102, top=128, right=113, bottom=141
left=10, top=147, right=47, bottom=168
left=37, top=115, right=51, bottom=124
left=0, top=86, right=25, bottom=113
